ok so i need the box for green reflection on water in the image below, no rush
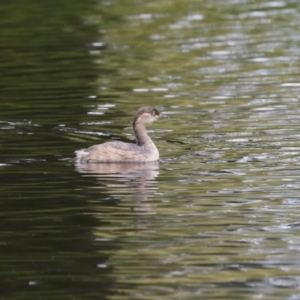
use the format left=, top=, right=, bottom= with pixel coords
left=0, top=0, right=100, bottom=162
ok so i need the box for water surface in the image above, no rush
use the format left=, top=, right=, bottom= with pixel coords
left=1, top=0, right=300, bottom=299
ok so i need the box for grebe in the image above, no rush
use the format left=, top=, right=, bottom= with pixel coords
left=75, top=106, right=168, bottom=163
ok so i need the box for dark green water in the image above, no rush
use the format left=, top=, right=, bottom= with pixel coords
left=2, top=0, right=300, bottom=299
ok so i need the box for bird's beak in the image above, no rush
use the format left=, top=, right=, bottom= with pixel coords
left=157, top=113, right=169, bottom=120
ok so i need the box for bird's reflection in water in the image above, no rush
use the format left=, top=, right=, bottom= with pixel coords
left=75, top=161, right=160, bottom=215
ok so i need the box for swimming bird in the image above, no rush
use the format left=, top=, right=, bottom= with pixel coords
left=75, top=106, right=168, bottom=163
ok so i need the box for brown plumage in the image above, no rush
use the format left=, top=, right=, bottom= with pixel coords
left=75, top=106, right=168, bottom=163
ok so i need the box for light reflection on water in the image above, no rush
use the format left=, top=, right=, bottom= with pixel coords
left=82, top=1, right=300, bottom=298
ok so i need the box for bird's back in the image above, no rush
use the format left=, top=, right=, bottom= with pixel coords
left=75, top=141, right=159, bottom=163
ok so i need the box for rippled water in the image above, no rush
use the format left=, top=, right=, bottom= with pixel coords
left=1, top=0, right=300, bottom=299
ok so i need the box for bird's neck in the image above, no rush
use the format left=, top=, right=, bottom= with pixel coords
left=133, top=122, right=154, bottom=146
